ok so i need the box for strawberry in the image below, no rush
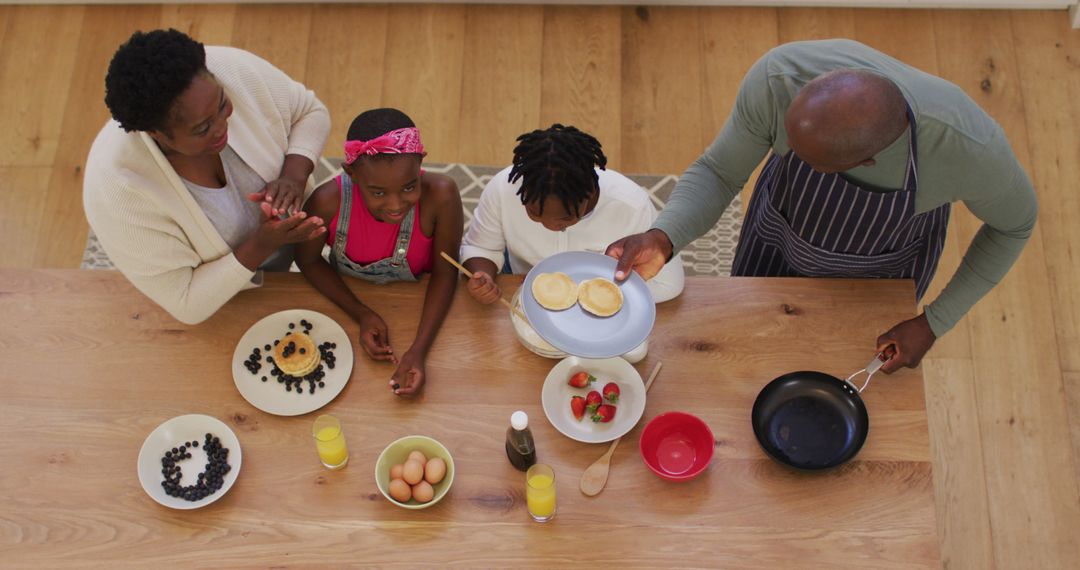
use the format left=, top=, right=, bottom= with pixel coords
left=570, top=396, right=586, bottom=421
left=602, top=382, right=620, bottom=403
left=591, top=404, right=617, bottom=423
left=585, top=390, right=603, bottom=413
left=568, top=371, right=596, bottom=389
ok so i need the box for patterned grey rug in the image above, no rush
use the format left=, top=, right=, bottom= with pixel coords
left=81, top=159, right=743, bottom=276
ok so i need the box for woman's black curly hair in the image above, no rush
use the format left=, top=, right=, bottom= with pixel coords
left=104, top=29, right=207, bottom=133
left=508, top=124, right=606, bottom=217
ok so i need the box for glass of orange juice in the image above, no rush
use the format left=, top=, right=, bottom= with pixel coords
left=526, top=463, right=556, bottom=522
left=312, top=414, right=349, bottom=470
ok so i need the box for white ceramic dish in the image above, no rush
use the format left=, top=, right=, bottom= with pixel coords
left=136, top=414, right=242, bottom=510
left=522, top=251, right=655, bottom=358
left=541, top=356, right=646, bottom=443
left=232, top=309, right=354, bottom=416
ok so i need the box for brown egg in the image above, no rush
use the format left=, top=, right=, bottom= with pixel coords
left=402, top=459, right=424, bottom=485
left=407, top=450, right=427, bottom=464
left=412, top=480, right=435, bottom=503
left=388, top=478, right=411, bottom=503
left=389, top=464, right=404, bottom=480
left=424, top=457, right=447, bottom=485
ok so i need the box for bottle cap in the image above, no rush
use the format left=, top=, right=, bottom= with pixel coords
left=511, top=411, right=528, bottom=431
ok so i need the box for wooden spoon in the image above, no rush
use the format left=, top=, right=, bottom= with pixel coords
left=580, top=361, right=663, bottom=497
left=439, top=251, right=527, bottom=321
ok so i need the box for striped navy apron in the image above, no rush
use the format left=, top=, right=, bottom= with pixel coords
left=731, top=109, right=949, bottom=301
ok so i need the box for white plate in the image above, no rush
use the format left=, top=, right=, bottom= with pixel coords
left=541, top=356, right=646, bottom=443
left=137, top=414, right=242, bottom=510
left=232, top=309, right=354, bottom=416
left=522, top=251, right=655, bottom=358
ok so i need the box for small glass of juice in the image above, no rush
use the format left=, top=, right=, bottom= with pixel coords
left=312, top=414, right=349, bottom=470
left=526, top=463, right=556, bottom=522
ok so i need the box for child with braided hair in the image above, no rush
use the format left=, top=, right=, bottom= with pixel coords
left=296, top=108, right=463, bottom=396
left=461, top=123, right=684, bottom=311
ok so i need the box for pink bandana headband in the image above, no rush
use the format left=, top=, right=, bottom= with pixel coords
left=343, top=127, right=425, bottom=165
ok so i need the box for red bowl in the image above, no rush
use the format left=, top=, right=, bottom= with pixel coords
left=639, top=411, right=714, bottom=481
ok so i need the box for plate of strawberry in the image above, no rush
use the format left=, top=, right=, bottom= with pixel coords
left=541, top=356, right=646, bottom=443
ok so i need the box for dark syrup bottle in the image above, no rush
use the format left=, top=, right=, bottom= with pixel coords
left=505, top=411, right=537, bottom=471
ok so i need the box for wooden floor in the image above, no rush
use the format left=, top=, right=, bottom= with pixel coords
left=0, top=4, right=1077, bottom=568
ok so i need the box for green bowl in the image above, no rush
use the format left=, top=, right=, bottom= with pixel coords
left=375, top=435, right=455, bottom=509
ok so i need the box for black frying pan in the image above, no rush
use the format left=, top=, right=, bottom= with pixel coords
left=751, top=354, right=886, bottom=470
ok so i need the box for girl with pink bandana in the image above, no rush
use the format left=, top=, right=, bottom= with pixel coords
left=296, top=108, right=463, bottom=396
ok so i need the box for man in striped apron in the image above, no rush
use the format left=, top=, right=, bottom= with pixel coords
left=607, top=40, right=1037, bottom=374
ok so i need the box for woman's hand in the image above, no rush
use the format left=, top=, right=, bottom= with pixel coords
left=389, top=349, right=426, bottom=396
left=466, top=270, right=501, bottom=304
left=249, top=176, right=306, bottom=218
left=356, top=308, right=396, bottom=362
left=254, top=202, right=325, bottom=248
left=235, top=203, right=325, bottom=270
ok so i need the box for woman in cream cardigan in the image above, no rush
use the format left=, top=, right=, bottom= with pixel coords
left=84, top=29, right=330, bottom=324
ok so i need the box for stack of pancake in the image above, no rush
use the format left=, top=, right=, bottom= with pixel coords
left=273, top=332, right=321, bottom=377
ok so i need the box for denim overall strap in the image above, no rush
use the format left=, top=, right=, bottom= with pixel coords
left=328, top=174, right=419, bottom=284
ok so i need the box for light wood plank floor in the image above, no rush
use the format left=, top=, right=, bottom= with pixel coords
left=1, top=5, right=1077, bottom=568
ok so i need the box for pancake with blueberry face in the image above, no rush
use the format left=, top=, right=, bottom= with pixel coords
left=577, top=277, right=623, bottom=317
left=531, top=272, right=579, bottom=311
left=273, top=332, right=320, bottom=376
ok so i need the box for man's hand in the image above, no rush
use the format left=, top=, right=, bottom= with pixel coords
left=605, top=229, right=674, bottom=282
left=876, top=313, right=936, bottom=373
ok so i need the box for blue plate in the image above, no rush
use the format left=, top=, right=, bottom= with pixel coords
left=522, top=251, right=655, bottom=358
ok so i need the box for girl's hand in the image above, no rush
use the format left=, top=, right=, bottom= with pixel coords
left=389, top=349, right=426, bottom=396
left=465, top=271, right=501, bottom=304
left=356, top=309, right=396, bottom=362
left=249, top=176, right=306, bottom=218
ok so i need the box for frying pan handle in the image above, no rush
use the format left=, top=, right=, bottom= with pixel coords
left=865, top=353, right=886, bottom=377
left=846, top=353, right=889, bottom=393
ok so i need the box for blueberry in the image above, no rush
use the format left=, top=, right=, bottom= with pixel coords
left=289, top=323, right=295, bottom=329
left=264, top=344, right=271, bottom=351
left=299, top=348, right=306, bottom=354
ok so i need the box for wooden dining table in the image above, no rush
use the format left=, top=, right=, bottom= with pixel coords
left=0, top=269, right=939, bottom=568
